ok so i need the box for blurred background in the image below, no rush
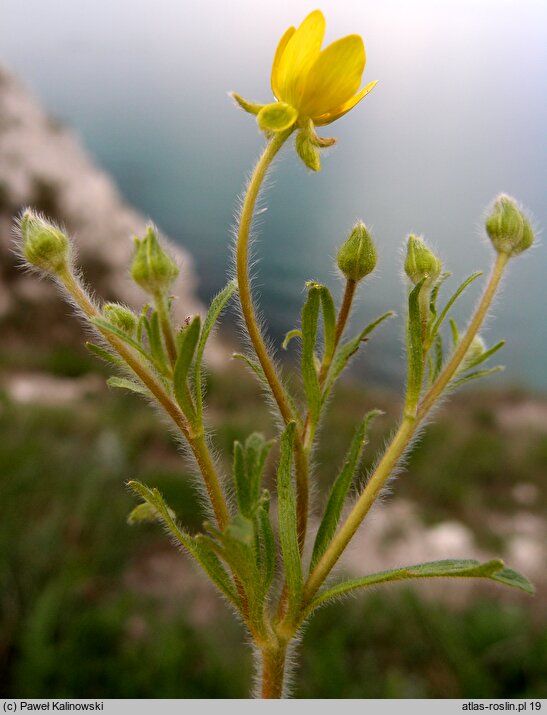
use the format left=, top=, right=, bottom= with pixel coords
left=1, top=0, right=546, bottom=699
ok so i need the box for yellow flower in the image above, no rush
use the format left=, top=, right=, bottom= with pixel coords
left=270, top=9, right=377, bottom=127
left=232, top=9, right=377, bottom=133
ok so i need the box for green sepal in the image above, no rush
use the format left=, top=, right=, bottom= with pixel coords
left=296, top=129, right=321, bottom=171
left=85, top=342, right=122, bottom=367
left=127, top=501, right=174, bottom=525
left=173, top=315, right=200, bottom=420
left=308, top=558, right=534, bottom=613
left=301, top=284, right=322, bottom=424
left=257, top=102, right=298, bottom=133
left=194, top=280, right=237, bottom=419
left=107, top=376, right=148, bottom=396
left=230, top=92, right=264, bottom=116
left=127, top=480, right=239, bottom=606
left=276, top=422, right=303, bottom=619
left=405, top=279, right=426, bottom=413
left=310, top=410, right=382, bottom=570
left=322, top=311, right=395, bottom=405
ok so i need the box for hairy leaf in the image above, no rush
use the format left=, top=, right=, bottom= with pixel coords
left=276, top=423, right=303, bottom=618
left=310, top=410, right=382, bottom=569
left=173, top=315, right=200, bottom=420
left=309, top=558, right=534, bottom=612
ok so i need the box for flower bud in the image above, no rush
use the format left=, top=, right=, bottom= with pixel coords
left=404, top=235, right=442, bottom=287
left=19, top=209, right=69, bottom=275
left=103, top=302, right=137, bottom=335
left=131, top=226, right=179, bottom=295
left=485, top=194, right=534, bottom=256
left=337, top=222, right=377, bottom=282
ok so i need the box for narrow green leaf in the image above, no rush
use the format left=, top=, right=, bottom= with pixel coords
left=429, top=333, right=444, bottom=385
left=244, top=433, right=275, bottom=510
left=233, top=441, right=248, bottom=515
left=127, top=480, right=239, bottom=606
left=136, top=304, right=151, bottom=344
left=429, top=271, right=452, bottom=322
left=311, top=410, right=382, bottom=569
left=257, top=505, right=276, bottom=594
left=322, top=311, right=395, bottom=405
left=85, top=342, right=122, bottom=367
left=282, top=329, right=302, bottom=350
left=301, top=286, right=321, bottom=424
left=194, top=280, right=237, bottom=417
left=276, top=422, right=303, bottom=617
left=318, top=285, right=336, bottom=366
left=309, top=558, right=534, bottom=612
left=173, top=315, right=200, bottom=419
left=430, top=271, right=483, bottom=341
left=464, top=340, right=505, bottom=371
left=450, top=365, right=504, bottom=388
left=232, top=353, right=268, bottom=386
left=406, top=279, right=426, bottom=411
left=233, top=434, right=274, bottom=518
left=91, top=316, right=152, bottom=362
left=127, top=502, right=161, bottom=524
left=449, top=318, right=459, bottom=347
left=145, top=311, right=168, bottom=372
left=107, top=376, right=148, bottom=395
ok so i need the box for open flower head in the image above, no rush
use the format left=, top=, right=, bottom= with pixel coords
left=232, top=10, right=377, bottom=168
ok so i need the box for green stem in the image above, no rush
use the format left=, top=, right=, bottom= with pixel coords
left=303, top=251, right=509, bottom=603
left=236, top=129, right=309, bottom=547
left=260, top=640, right=288, bottom=699
left=417, top=251, right=509, bottom=418
left=58, top=268, right=230, bottom=530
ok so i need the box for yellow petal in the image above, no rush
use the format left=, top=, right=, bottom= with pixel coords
left=276, top=9, right=326, bottom=107
left=314, top=80, right=378, bottom=126
left=299, top=34, right=365, bottom=119
left=271, top=26, right=296, bottom=100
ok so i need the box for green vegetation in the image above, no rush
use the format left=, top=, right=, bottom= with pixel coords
left=0, top=365, right=545, bottom=698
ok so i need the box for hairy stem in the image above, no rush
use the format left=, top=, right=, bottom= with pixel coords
left=58, top=268, right=230, bottom=530
left=260, top=641, right=288, bottom=699
left=303, top=251, right=509, bottom=602
left=236, top=129, right=309, bottom=547
left=417, top=251, right=509, bottom=418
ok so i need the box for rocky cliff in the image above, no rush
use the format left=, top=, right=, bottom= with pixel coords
left=0, top=65, right=205, bottom=357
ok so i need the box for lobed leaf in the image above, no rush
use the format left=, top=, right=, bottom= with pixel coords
left=127, top=480, right=239, bottom=606
left=309, top=558, right=534, bottom=612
